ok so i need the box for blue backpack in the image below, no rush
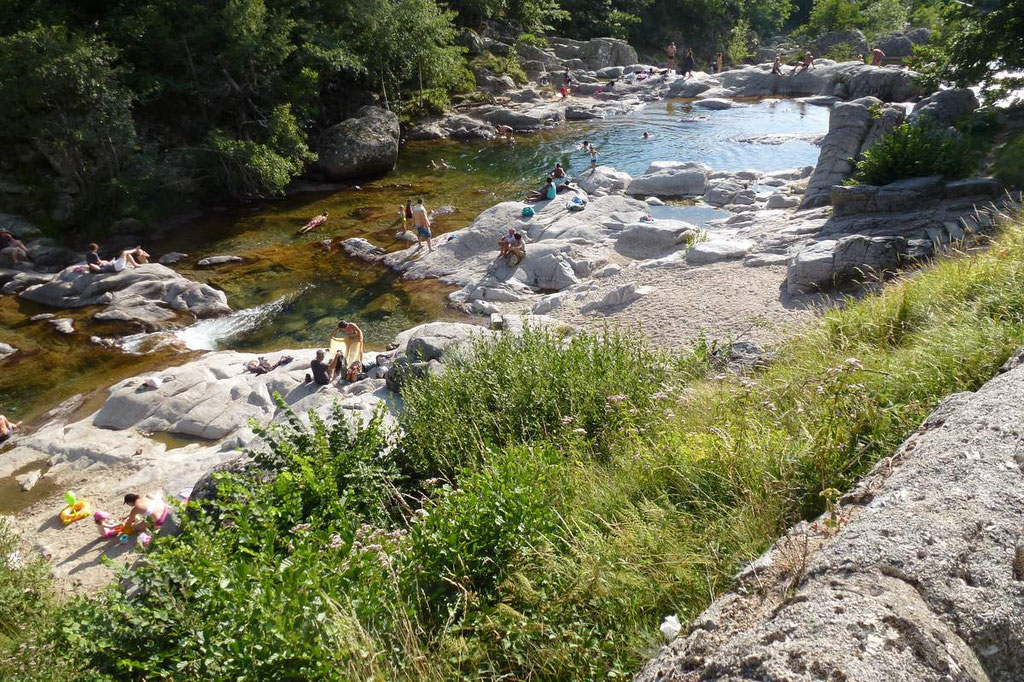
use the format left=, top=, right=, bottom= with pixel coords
left=521, top=206, right=535, bottom=218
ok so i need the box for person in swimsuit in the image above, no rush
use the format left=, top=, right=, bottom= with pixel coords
left=551, top=162, right=567, bottom=179
left=411, top=198, right=433, bottom=252
left=870, top=47, right=886, bottom=66
left=121, top=493, right=171, bottom=534
left=0, top=231, right=31, bottom=265
left=0, top=415, right=21, bottom=445
left=496, top=124, right=515, bottom=141
left=330, top=320, right=364, bottom=382
left=86, top=244, right=148, bottom=273
left=771, top=56, right=783, bottom=76
left=793, top=51, right=814, bottom=75
left=665, top=42, right=677, bottom=70
left=588, top=143, right=599, bottom=170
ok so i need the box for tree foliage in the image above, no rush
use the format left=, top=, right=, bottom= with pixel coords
left=908, top=0, right=1024, bottom=103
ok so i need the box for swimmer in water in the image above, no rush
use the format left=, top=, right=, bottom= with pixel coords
left=642, top=131, right=652, bottom=140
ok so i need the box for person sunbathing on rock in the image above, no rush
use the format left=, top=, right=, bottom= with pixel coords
left=793, top=52, right=815, bottom=75
left=0, top=414, right=21, bottom=445
left=86, top=244, right=148, bottom=273
left=771, top=56, right=783, bottom=76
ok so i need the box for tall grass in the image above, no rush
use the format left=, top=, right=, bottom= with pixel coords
left=4, top=214, right=1024, bottom=680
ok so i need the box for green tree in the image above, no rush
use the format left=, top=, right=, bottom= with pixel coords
left=909, top=0, right=1024, bottom=103
left=0, top=25, right=136, bottom=212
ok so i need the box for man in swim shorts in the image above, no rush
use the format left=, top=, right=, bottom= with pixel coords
left=411, top=198, right=434, bottom=252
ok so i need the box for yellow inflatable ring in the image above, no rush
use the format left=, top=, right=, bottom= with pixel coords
left=59, top=500, right=92, bottom=525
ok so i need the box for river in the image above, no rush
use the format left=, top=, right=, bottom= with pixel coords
left=0, top=98, right=829, bottom=422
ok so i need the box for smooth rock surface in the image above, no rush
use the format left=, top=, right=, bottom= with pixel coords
left=18, top=264, right=231, bottom=331
left=637, top=356, right=1024, bottom=681
left=627, top=161, right=711, bottom=197
left=686, top=239, right=755, bottom=265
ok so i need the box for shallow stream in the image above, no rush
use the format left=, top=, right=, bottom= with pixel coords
left=0, top=98, right=829, bottom=421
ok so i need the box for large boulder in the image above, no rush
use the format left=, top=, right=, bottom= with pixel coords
left=627, top=161, right=711, bottom=197
left=875, top=32, right=915, bottom=59
left=481, top=104, right=565, bottom=131
left=573, top=166, right=632, bottom=195
left=716, top=62, right=919, bottom=101
left=315, top=106, right=400, bottom=181
left=18, top=263, right=232, bottom=330
left=909, top=88, right=979, bottom=128
left=786, top=234, right=931, bottom=294
left=614, top=221, right=697, bottom=259
left=577, top=38, right=638, bottom=70
left=638, top=359, right=1024, bottom=681
left=801, top=97, right=906, bottom=208
left=813, top=29, right=868, bottom=58
left=686, top=239, right=755, bottom=265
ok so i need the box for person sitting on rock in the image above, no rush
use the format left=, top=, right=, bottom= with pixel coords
left=495, top=124, right=515, bottom=141
left=307, top=349, right=334, bottom=386
left=0, top=231, right=32, bottom=265
left=771, top=56, right=783, bottom=76
left=526, top=177, right=556, bottom=202
left=0, top=414, right=21, bottom=445
left=508, top=233, right=526, bottom=264
left=551, top=163, right=567, bottom=180
left=793, top=51, right=815, bottom=75
left=870, top=47, right=886, bottom=66
left=498, top=228, right=517, bottom=258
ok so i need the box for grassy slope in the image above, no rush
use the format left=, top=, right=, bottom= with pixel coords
left=3, top=212, right=1024, bottom=681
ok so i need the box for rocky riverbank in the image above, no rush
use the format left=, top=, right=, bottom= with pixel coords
left=635, top=347, right=1024, bottom=681
left=0, top=314, right=559, bottom=591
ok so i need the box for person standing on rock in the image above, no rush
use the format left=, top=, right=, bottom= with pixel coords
left=666, top=42, right=677, bottom=70
left=412, top=198, right=434, bottom=252
left=331, top=320, right=364, bottom=382
left=716, top=52, right=724, bottom=74
left=870, top=47, right=886, bottom=66
left=588, top=143, right=599, bottom=170
left=682, top=48, right=696, bottom=78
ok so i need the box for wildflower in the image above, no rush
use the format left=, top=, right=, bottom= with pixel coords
left=561, top=415, right=575, bottom=425
left=572, top=428, right=587, bottom=436
left=651, top=391, right=670, bottom=401
left=329, top=534, right=345, bottom=550
left=291, top=523, right=311, bottom=534
left=606, top=394, right=628, bottom=405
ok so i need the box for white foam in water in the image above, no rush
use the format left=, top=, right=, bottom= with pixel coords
left=117, top=287, right=309, bottom=353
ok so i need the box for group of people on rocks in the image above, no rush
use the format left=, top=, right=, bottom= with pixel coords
left=669, top=41, right=890, bottom=80
left=86, top=243, right=151, bottom=273
left=306, top=319, right=391, bottom=387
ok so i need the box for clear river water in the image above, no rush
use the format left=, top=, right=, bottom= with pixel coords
left=0, top=98, right=829, bottom=421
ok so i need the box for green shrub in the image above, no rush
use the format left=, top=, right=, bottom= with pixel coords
left=853, top=120, right=976, bottom=185
left=994, top=130, right=1024, bottom=189
left=397, top=327, right=686, bottom=478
